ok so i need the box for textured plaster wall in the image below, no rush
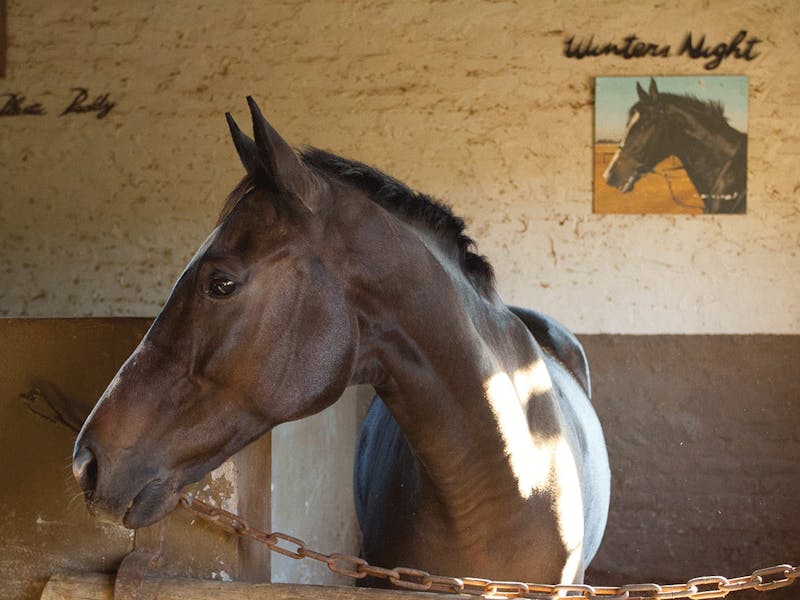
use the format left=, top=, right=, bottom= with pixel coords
left=1, top=0, right=798, bottom=333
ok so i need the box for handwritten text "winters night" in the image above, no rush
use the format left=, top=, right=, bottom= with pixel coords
left=563, top=31, right=762, bottom=70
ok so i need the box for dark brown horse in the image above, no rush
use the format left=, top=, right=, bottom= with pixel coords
left=604, top=78, right=747, bottom=214
left=73, top=98, right=610, bottom=585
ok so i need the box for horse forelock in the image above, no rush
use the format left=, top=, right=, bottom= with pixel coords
left=299, top=147, right=496, bottom=293
left=216, top=175, right=257, bottom=225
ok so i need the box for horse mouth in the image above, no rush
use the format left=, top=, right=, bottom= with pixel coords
left=604, top=162, right=646, bottom=194
left=612, top=168, right=646, bottom=193
left=123, top=479, right=181, bottom=529
left=619, top=175, right=637, bottom=193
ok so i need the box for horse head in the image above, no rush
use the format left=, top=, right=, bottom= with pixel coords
left=72, top=99, right=359, bottom=528
left=603, top=78, right=673, bottom=193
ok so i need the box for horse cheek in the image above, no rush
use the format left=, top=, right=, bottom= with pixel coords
left=274, top=302, right=356, bottom=423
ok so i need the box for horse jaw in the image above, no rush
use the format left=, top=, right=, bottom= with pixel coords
left=123, top=479, right=182, bottom=528
left=619, top=174, right=637, bottom=193
left=603, top=150, right=641, bottom=193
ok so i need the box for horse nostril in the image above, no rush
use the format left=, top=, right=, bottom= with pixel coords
left=73, top=446, right=98, bottom=496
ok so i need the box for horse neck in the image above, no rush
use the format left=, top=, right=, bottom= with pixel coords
left=664, top=103, right=745, bottom=195
left=344, top=199, right=563, bottom=517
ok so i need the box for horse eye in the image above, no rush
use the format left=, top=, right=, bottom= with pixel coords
left=208, top=278, right=237, bottom=298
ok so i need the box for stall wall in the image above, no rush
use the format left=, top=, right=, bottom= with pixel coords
left=582, top=334, right=799, bottom=591
left=1, top=1, right=799, bottom=333
left=1, top=0, right=798, bottom=592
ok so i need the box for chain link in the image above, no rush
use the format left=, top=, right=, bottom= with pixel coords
left=179, top=493, right=797, bottom=599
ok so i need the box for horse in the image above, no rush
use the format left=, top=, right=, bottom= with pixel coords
left=72, top=98, right=610, bottom=586
left=603, top=78, right=747, bottom=214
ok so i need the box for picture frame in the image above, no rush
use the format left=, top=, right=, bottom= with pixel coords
left=594, top=75, right=748, bottom=214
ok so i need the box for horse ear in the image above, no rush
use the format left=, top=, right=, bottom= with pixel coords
left=226, top=112, right=261, bottom=175
left=648, top=78, right=660, bottom=101
left=246, top=96, right=311, bottom=203
left=636, top=81, right=650, bottom=104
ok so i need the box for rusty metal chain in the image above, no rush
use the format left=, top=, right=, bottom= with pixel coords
left=179, top=493, right=798, bottom=600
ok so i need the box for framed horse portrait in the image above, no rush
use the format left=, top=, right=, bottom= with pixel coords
left=594, top=75, right=748, bottom=215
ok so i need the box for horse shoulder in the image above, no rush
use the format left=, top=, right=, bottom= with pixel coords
left=506, top=305, right=591, bottom=398
left=507, top=306, right=610, bottom=567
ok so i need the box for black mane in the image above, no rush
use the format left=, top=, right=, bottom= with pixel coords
left=632, top=92, right=730, bottom=130
left=662, top=93, right=729, bottom=127
left=301, top=148, right=495, bottom=292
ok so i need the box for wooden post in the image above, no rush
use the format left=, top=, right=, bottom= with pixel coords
left=134, top=434, right=272, bottom=583
left=132, top=433, right=272, bottom=583
left=234, top=433, right=272, bottom=582
left=0, top=0, right=6, bottom=78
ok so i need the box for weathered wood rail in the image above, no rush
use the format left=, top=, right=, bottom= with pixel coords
left=41, top=573, right=454, bottom=600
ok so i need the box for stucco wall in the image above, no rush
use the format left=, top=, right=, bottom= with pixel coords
left=1, top=0, right=798, bottom=333
left=1, top=0, right=798, bottom=591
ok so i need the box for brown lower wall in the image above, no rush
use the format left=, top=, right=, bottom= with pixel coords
left=581, top=335, right=800, bottom=599
left=1, top=320, right=798, bottom=598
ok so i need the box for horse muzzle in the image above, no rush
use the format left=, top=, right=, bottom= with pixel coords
left=72, top=445, right=99, bottom=504
left=72, top=440, right=179, bottom=528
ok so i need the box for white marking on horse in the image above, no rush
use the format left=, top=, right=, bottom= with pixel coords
left=619, top=110, right=640, bottom=150
left=553, top=436, right=584, bottom=581
left=484, top=361, right=556, bottom=499
left=603, top=110, right=640, bottom=183
left=485, top=362, right=585, bottom=580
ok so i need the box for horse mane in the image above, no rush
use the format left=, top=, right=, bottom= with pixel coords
left=660, top=93, right=730, bottom=128
left=300, top=147, right=495, bottom=293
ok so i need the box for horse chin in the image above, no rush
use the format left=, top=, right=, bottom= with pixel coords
left=122, top=479, right=181, bottom=529
left=619, top=174, right=639, bottom=194
left=605, top=167, right=640, bottom=194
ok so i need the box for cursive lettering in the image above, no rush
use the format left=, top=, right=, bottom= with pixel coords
left=564, top=34, right=670, bottom=60
left=0, top=93, right=46, bottom=116
left=678, top=30, right=762, bottom=70
left=564, top=31, right=762, bottom=70
left=60, top=87, right=115, bottom=119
